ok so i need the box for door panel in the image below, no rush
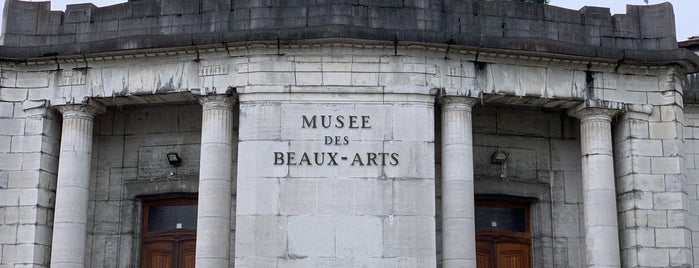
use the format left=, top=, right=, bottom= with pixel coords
left=179, top=240, right=196, bottom=268
left=497, top=243, right=530, bottom=268
left=141, top=241, right=173, bottom=268
left=477, top=240, right=494, bottom=268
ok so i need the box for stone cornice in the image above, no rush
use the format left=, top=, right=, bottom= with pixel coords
left=2, top=39, right=690, bottom=76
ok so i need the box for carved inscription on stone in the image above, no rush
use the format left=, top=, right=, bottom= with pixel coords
left=58, top=70, right=87, bottom=86
left=273, top=114, right=400, bottom=166
left=198, top=65, right=228, bottom=76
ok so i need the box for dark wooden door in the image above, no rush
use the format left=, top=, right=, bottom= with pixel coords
left=475, top=202, right=531, bottom=268
left=140, top=199, right=197, bottom=268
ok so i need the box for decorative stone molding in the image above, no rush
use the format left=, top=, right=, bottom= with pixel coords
left=568, top=101, right=621, bottom=121
left=438, top=96, right=479, bottom=112
left=197, top=94, right=236, bottom=111
left=53, top=99, right=106, bottom=118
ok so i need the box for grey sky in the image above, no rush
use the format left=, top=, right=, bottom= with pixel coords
left=7, top=0, right=698, bottom=41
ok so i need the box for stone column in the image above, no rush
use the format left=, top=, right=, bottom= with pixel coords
left=50, top=101, right=105, bottom=268
left=195, top=95, right=235, bottom=267
left=571, top=106, right=621, bottom=268
left=440, top=96, right=479, bottom=267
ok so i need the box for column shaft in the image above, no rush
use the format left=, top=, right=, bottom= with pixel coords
left=195, top=95, right=235, bottom=267
left=440, top=97, right=479, bottom=268
left=50, top=102, right=104, bottom=268
left=575, top=108, right=621, bottom=268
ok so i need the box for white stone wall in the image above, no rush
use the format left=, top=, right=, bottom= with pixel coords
left=235, top=89, right=437, bottom=266
left=0, top=41, right=694, bottom=268
left=684, top=104, right=699, bottom=268
left=0, top=102, right=60, bottom=268
left=615, top=70, right=693, bottom=267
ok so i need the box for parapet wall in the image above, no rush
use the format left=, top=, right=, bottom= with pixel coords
left=0, top=0, right=684, bottom=59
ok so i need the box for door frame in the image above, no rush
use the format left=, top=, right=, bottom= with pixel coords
left=475, top=200, right=532, bottom=268
left=140, top=198, right=198, bottom=268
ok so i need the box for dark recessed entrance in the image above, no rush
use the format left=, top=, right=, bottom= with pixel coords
left=140, top=199, right=198, bottom=268
left=475, top=201, right=531, bottom=268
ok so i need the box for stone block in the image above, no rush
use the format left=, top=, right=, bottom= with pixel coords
left=295, top=72, right=323, bottom=85
left=316, top=179, right=354, bottom=215
left=335, top=216, right=383, bottom=257
left=669, top=248, right=692, bottom=267
left=0, top=119, right=25, bottom=135
left=653, top=192, right=685, bottom=210
left=621, top=227, right=655, bottom=248
left=1, top=244, right=36, bottom=264
left=0, top=225, right=17, bottom=243
left=236, top=141, right=289, bottom=178
left=287, top=215, right=334, bottom=257
left=238, top=103, right=282, bottom=141
left=354, top=179, right=392, bottom=216
left=383, top=216, right=435, bottom=258
left=0, top=102, right=14, bottom=118
left=553, top=204, right=579, bottom=237
left=0, top=136, right=11, bottom=153
left=392, top=180, right=435, bottom=216
left=634, top=174, right=665, bottom=192
left=662, top=139, right=682, bottom=157
left=656, top=228, right=691, bottom=248
left=650, top=156, right=682, bottom=174
left=322, top=72, right=352, bottom=86
left=124, top=106, right=179, bottom=135
left=234, top=216, right=287, bottom=258
left=10, top=135, right=42, bottom=153
left=0, top=189, right=20, bottom=205
left=236, top=177, right=279, bottom=215
left=637, top=248, right=669, bottom=267
left=391, top=104, right=434, bottom=142
left=278, top=179, right=317, bottom=215
left=7, top=170, right=40, bottom=188
left=650, top=121, right=679, bottom=139
left=646, top=210, right=668, bottom=227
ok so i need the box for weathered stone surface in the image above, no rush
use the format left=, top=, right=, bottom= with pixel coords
left=0, top=0, right=697, bottom=68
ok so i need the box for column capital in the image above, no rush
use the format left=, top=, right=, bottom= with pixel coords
left=54, top=100, right=106, bottom=118
left=568, top=105, right=619, bottom=121
left=438, top=96, right=479, bottom=110
left=197, top=94, right=236, bottom=110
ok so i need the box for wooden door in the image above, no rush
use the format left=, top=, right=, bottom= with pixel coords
left=475, top=201, right=531, bottom=268
left=141, top=241, right=173, bottom=268
left=140, top=199, right=197, bottom=268
left=496, top=242, right=530, bottom=268
left=178, top=240, right=196, bottom=268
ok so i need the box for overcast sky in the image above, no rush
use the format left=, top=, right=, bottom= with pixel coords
left=7, top=0, right=698, bottom=41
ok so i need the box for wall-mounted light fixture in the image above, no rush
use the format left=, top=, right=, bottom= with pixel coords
left=491, top=151, right=509, bottom=164
left=166, top=153, right=182, bottom=166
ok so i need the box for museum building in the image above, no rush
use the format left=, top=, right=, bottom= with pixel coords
left=1, top=0, right=699, bottom=267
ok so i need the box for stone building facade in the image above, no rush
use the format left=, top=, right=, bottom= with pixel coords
left=0, top=0, right=698, bottom=267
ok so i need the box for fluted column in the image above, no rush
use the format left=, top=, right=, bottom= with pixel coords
left=440, top=96, right=479, bottom=267
left=571, top=106, right=621, bottom=268
left=195, top=95, right=235, bottom=267
left=50, top=101, right=105, bottom=268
